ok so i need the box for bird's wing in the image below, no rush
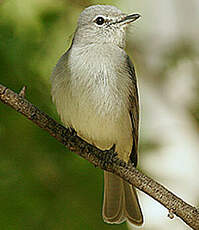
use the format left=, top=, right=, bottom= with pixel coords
left=126, top=55, right=139, bottom=167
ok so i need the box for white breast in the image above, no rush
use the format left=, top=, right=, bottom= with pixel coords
left=52, top=43, right=133, bottom=158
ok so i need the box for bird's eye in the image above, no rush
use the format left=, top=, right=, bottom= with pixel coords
left=95, top=17, right=105, bottom=25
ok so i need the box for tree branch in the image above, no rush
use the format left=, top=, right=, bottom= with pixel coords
left=0, top=83, right=198, bottom=229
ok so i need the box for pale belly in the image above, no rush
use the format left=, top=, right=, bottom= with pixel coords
left=58, top=87, right=133, bottom=161
left=52, top=44, right=134, bottom=161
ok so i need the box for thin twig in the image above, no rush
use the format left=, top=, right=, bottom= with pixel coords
left=19, top=85, right=27, bottom=98
left=0, top=83, right=199, bottom=230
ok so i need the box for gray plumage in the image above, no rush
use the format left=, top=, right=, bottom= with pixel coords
left=51, top=5, right=143, bottom=226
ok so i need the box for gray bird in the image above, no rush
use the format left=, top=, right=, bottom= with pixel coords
left=51, top=5, right=143, bottom=226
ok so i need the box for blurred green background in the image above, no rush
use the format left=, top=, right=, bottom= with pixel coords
left=0, top=0, right=199, bottom=230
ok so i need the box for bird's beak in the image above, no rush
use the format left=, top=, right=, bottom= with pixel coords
left=119, top=13, right=141, bottom=25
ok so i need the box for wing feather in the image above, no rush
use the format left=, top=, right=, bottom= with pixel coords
left=126, top=56, right=139, bottom=167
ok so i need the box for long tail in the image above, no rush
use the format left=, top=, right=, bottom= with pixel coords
left=102, top=171, right=143, bottom=225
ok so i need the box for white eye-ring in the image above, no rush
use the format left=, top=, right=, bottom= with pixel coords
left=94, top=15, right=105, bottom=26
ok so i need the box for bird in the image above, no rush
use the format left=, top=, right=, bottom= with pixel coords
left=51, top=4, right=143, bottom=226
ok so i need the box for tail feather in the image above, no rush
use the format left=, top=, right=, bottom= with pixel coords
left=123, top=180, right=143, bottom=225
left=103, top=171, right=143, bottom=225
left=103, top=171, right=125, bottom=223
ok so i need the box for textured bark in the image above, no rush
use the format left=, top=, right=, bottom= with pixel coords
left=0, top=83, right=199, bottom=229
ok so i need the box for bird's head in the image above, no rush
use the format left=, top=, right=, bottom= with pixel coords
left=73, top=5, right=141, bottom=49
